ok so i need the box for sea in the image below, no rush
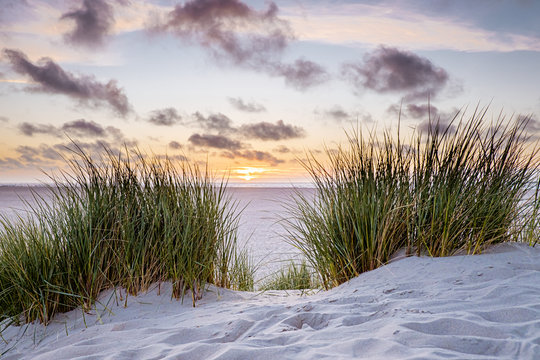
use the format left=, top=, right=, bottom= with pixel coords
left=0, top=184, right=316, bottom=284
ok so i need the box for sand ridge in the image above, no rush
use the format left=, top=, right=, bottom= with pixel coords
left=2, top=242, right=539, bottom=359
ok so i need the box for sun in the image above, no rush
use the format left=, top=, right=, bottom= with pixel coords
left=235, top=167, right=266, bottom=181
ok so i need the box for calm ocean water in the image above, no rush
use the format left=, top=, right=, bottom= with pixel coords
left=0, top=184, right=315, bottom=283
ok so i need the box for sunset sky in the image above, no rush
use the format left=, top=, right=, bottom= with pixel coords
left=1, top=0, right=539, bottom=183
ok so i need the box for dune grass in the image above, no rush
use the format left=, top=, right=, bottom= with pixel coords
left=0, top=145, right=245, bottom=325
left=261, top=261, right=320, bottom=291
left=287, top=108, right=540, bottom=289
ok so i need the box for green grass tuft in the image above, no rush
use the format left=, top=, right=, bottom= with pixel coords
left=286, top=108, right=540, bottom=289
left=0, top=145, right=244, bottom=325
left=261, top=261, right=320, bottom=291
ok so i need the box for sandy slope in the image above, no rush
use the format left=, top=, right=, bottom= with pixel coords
left=2, top=242, right=539, bottom=359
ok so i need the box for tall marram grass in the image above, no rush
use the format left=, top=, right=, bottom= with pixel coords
left=0, top=145, right=244, bottom=325
left=287, top=108, right=540, bottom=289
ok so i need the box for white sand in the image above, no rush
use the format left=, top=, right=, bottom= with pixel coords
left=2, top=242, right=539, bottom=359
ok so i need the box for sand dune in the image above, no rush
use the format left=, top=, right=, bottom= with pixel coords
left=2, top=242, right=539, bottom=359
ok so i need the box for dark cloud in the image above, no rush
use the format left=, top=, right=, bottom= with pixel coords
left=188, top=133, right=242, bottom=150
left=192, top=112, right=235, bottom=133
left=18, top=119, right=124, bottom=141
left=406, top=104, right=439, bottom=119
left=151, top=0, right=292, bottom=65
left=3, top=49, right=131, bottom=116
left=147, top=108, right=182, bottom=126
left=60, top=0, right=115, bottom=48
left=228, top=97, right=266, bottom=113
left=150, top=0, right=328, bottom=90
left=267, top=58, right=330, bottom=90
left=18, top=122, right=58, bottom=137
left=0, top=116, right=9, bottom=123
left=342, top=46, right=449, bottom=101
left=169, top=141, right=183, bottom=150
left=61, top=119, right=106, bottom=137
left=239, top=120, right=305, bottom=141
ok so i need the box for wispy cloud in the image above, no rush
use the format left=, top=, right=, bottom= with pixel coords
left=147, top=108, right=182, bottom=126
left=230, top=149, right=283, bottom=165
left=61, top=119, right=107, bottom=137
left=405, top=104, right=437, bottom=119
left=189, top=112, right=306, bottom=141
left=188, top=133, right=242, bottom=151
left=192, top=112, right=235, bottom=134
left=150, top=0, right=329, bottom=90
left=18, top=122, right=58, bottom=137
left=3, top=48, right=131, bottom=116
left=342, top=46, right=449, bottom=101
left=150, top=0, right=291, bottom=65
left=266, top=58, right=329, bottom=90
left=228, top=97, right=266, bottom=113
left=17, top=119, right=125, bottom=140
left=60, top=0, right=115, bottom=48
left=168, top=140, right=182, bottom=150
left=239, top=120, right=305, bottom=141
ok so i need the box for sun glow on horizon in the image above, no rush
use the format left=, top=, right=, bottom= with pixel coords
left=234, top=167, right=267, bottom=181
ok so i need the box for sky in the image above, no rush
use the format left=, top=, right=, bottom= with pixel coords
left=1, top=0, right=539, bottom=184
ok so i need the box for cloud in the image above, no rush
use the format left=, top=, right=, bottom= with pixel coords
left=18, top=122, right=58, bottom=137
left=0, top=157, right=23, bottom=170
left=3, top=49, right=131, bottom=116
left=274, top=145, right=291, bottom=153
left=231, top=150, right=283, bottom=165
left=192, top=112, right=235, bottom=134
left=61, top=119, right=106, bottom=137
left=323, top=106, right=352, bottom=122
left=150, top=0, right=328, bottom=90
left=147, top=108, right=182, bottom=126
left=267, top=58, right=330, bottom=90
left=221, top=149, right=283, bottom=165
left=228, top=97, right=266, bottom=113
left=518, top=115, right=540, bottom=139
left=151, top=0, right=292, bottom=65
left=342, top=46, right=449, bottom=101
left=18, top=119, right=124, bottom=141
left=15, top=144, right=64, bottom=164
left=188, top=133, right=242, bottom=151
left=60, top=0, right=115, bottom=48
left=239, top=120, right=305, bottom=141
left=416, top=118, right=456, bottom=133
left=0, top=116, right=9, bottom=123
left=168, top=141, right=183, bottom=150
left=406, top=104, right=438, bottom=119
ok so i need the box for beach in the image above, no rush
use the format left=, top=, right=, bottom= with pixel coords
left=2, top=242, right=539, bottom=359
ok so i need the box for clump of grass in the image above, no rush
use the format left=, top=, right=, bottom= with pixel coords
left=261, top=261, right=320, bottom=291
left=228, top=249, right=255, bottom=291
left=287, top=108, right=540, bottom=289
left=0, top=145, right=242, bottom=325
